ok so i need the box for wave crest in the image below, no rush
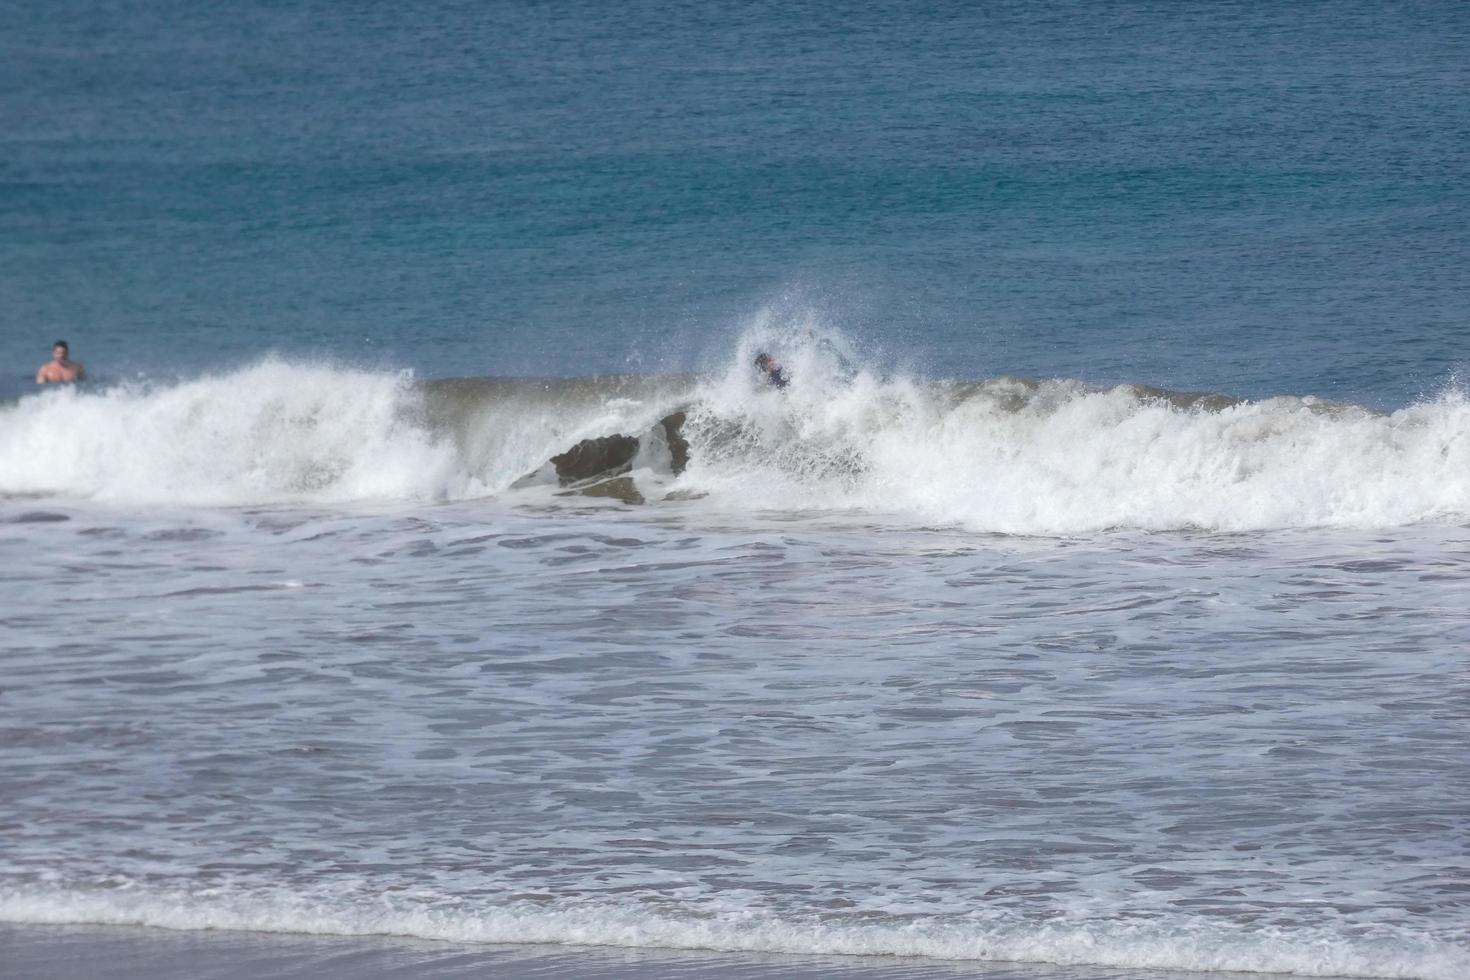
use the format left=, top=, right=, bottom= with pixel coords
left=2, top=356, right=1467, bottom=533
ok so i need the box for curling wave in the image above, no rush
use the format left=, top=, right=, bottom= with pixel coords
left=1, top=353, right=1468, bottom=533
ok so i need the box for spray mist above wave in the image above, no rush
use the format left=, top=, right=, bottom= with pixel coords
left=0, top=339, right=1467, bottom=532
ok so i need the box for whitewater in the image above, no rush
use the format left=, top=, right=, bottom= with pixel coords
left=3, top=334, right=1468, bottom=980
left=3, top=343, right=1468, bottom=533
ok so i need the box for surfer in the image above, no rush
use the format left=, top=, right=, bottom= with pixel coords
left=36, top=340, right=85, bottom=384
left=754, top=352, right=789, bottom=389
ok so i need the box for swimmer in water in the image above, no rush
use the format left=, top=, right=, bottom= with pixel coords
left=36, top=340, right=85, bottom=384
left=754, top=352, right=789, bottom=388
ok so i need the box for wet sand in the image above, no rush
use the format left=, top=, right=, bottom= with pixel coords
left=1, top=923, right=1283, bottom=980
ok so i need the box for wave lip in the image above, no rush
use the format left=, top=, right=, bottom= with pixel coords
left=2, top=886, right=1466, bottom=980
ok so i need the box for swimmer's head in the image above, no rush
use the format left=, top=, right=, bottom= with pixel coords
left=52, top=340, right=69, bottom=360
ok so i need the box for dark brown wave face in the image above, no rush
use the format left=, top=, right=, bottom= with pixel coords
left=415, top=373, right=1368, bottom=425
left=417, top=374, right=699, bottom=427
left=933, top=377, right=1368, bottom=417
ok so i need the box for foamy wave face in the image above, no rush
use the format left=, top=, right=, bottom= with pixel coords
left=679, top=356, right=1470, bottom=533
left=897, top=385, right=1470, bottom=533
left=0, top=362, right=695, bottom=507
left=0, top=362, right=468, bottom=506
left=4, top=350, right=1468, bottom=530
left=3, top=885, right=1466, bottom=980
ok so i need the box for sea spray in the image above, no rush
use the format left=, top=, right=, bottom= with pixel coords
left=678, top=362, right=1470, bottom=533
left=2, top=355, right=1467, bottom=531
left=0, top=362, right=459, bottom=505
left=0, top=362, right=690, bottom=507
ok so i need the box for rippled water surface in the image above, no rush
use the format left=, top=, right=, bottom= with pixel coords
left=3, top=500, right=1467, bottom=977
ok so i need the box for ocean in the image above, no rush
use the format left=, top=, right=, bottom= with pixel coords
left=2, top=2, right=1468, bottom=979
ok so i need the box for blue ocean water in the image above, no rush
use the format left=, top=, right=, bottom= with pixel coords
left=3, top=4, right=1470, bottom=980
left=3, top=1, right=1467, bottom=404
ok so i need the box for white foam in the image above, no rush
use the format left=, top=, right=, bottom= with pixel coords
left=678, top=331, right=1470, bottom=533
left=1, top=886, right=1465, bottom=980
left=4, top=350, right=1468, bottom=532
left=0, top=361, right=468, bottom=506
left=0, top=360, right=693, bottom=507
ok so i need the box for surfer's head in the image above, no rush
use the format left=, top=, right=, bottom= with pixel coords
left=52, top=341, right=69, bottom=361
left=754, top=352, right=789, bottom=388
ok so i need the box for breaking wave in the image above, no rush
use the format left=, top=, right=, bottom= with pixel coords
left=2, top=344, right=1468, bottom=533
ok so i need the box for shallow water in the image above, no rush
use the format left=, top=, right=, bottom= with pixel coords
left=3, top=499, right=1467, bottom=977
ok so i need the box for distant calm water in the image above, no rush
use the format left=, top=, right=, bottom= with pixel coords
left=2, top=2, right=1468, bottom=979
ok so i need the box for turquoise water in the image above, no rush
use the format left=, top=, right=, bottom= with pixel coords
left=3, top=5, right=1470, bottom=980
left=4, top=1, right=1467, bottom=404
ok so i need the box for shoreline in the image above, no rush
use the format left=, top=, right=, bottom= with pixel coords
left=0, top=922, right=1302, bottom=980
